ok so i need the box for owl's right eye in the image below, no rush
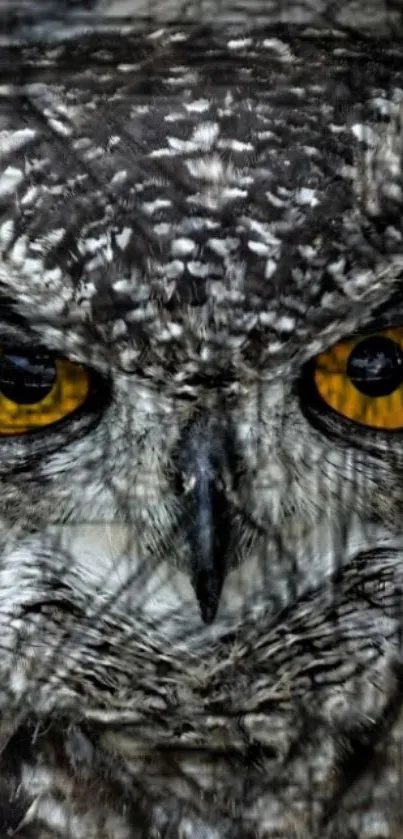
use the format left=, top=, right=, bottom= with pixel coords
left=0, top=349, right=91, bottom=436
left=311, top=327, right=403, bottom=430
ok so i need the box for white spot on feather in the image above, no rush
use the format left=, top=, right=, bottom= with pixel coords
left=222, top=187, right=247, bottom=201
left=294, top=187, right=319, bottom=207
left=0, top=128, right=36, bottom=155
left=207, top=237, right=238, bottom=257
left=171, top=237, right=196, bottom=257
left=351, top=123, right=379, bottom=146
left=187, top=261, right=211, bottom=278
left=111, top=170, right=127, bottom=185
left=276, top=315, right=295, bottom=332
left=248, top=240, right=269, bottom=256
left=0, top=165, right=23, bottom=196
left=21, top=185, right=39, bottom=206
left=265, top=259, right=277, bottom=278
left=0, top=218, right=14, bottom=246
left=228, top=37, right=252, bottom=49
left=168, top=122, right=219, bottom=154
left=186, top=155, right=228, bottom=183
left=262, top=38, right=294, bottom=61
left=143, top=198, right=171, bottom=215
left=185, top=99, right=210, bottom=113
left=116, top=227, right=132, bottom=250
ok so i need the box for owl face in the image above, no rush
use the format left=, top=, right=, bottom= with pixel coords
left=0, top=26, right=402, bottom=669
left=1, top=16, right=403, bottom=839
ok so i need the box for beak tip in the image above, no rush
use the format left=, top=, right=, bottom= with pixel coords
left=199, top=599, right=219, bottom=625
left=194, top=569, right=223, bottom=625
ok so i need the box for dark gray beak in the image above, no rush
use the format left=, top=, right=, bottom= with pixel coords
left=176, top=420, right=233, bottom=624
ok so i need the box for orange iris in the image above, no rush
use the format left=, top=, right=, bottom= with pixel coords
left=0, top=356, right=90, bottom=435
left=314, top=328, right=403, bottom=430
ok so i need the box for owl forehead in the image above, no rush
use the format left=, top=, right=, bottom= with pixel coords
left=1, top=29, right=403, bottom=381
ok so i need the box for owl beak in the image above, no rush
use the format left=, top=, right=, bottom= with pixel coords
left=191, top=496, right=229, bottom=624
left=187, top=470, right=229, bottom=624
left=179, top=434, right=231, bottom=624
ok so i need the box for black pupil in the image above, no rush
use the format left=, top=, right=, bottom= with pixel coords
left=347, top=335, right=403, bottom=398
left=0, top=353, right=56, bottom=404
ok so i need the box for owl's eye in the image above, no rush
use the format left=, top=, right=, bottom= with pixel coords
left=313, top=328, right=403, bottom=430
left=0, top=350, right=90, bottom=435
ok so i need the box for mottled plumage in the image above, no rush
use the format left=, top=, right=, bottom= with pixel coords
left=1, top=2, right=403, bottom=837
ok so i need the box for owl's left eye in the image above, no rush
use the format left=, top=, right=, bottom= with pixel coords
left=313, top=327, right=403, bottom=430
left=0, top=349, right=90, bottom=435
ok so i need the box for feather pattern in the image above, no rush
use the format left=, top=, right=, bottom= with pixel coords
left=0, top=3, right=403, bottom=838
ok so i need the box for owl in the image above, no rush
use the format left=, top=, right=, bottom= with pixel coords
left=1, top=1, right=403, bottom=837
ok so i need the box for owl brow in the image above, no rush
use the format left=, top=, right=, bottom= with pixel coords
left=0, top=295, right=40, bottom=341
left=350, top=292, right=403, bottom=337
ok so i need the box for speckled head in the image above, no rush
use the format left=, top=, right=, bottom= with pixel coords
left=1, top=26, right=403, bottom=396
left=0, top=10, right=403, bottom=839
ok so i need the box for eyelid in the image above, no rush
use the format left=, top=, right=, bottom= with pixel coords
left=348, top=316, right=403, bottom=339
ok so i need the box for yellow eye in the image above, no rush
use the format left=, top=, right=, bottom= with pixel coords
left=0, top=350, right=90, bottom=436
left=313, top=327, right=403, bottom=430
